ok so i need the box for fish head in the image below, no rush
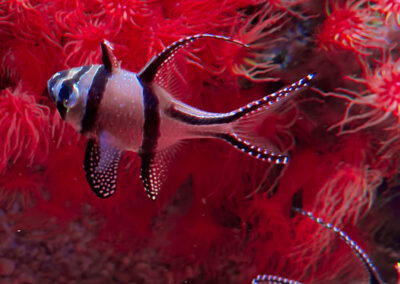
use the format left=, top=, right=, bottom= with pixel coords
left=47, top=66, right=94, bottom=131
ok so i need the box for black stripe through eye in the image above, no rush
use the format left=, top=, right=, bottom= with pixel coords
left=57, top=82, right=72, bottom=120
left=58, top=66, right=91, bottom=103
left=48, top=70, right=68, bottom=92
left=59, top=83, right=72, bottom=102
left=80, top=65, right=111, bottom=135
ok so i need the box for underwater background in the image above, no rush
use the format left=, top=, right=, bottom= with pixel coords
left=0, top=0, right=400, bottom=283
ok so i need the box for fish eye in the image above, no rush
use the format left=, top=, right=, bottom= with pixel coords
left=59, top=82, right=79, bottom=109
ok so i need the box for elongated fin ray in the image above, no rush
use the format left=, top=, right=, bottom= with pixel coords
left=293, top=207, right=383, bottom=284
left=84, top=138, right=122, bottom=198
left=138, top=34, right=248, bottom=84
left=216, top=133, right=288, bottom=164
left=166, top=73, right=315, bottom=125
left=251, top=274, right=302, bottom=284
left=251, top=208, right=383, bottom=284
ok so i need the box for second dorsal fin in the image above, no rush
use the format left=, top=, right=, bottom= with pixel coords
left=137, top=34, right=248, bottom=84
left=101, top=40, right=120, bottom=73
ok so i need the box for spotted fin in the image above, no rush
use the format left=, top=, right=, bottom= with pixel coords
left=137, top=34, right=247, bottom=89
left=139, top=147, right=177, bottom=200
left=166, top=74, right=315, bottom=164
left=167, top=73, right=315, bottom=126
left=84, top=138, right=122, bottom=198
left=251, top=274, right=302, bottom=284
left=216, top=133, right=288, bottom=164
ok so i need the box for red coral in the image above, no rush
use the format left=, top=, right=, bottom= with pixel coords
left=365, top=57, right=400, bottom=116
left=232, top=4, right=289, bottom=82
left=313, top=162, right=380, bottom=226
left=0, top=0, right=397, bottom=283
left=0, top=88, right=50, bottom=173
left=370, top=0, right=400, bottom=26
left=97, top=0, right=154, bottom=31
left=314, top=56, right=400, bottom=135
left=316, top=0, right=386, bottom=55
left=56, top=10, right=118, bottom=66
left=0, top=1, right=62, bottom=93
left=268, top=0, right=312, bottom=18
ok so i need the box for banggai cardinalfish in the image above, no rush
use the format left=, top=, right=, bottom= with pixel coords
left=47, top=34, right=315, bottom=201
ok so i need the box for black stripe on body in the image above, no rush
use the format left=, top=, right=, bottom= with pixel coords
left=217, top=133, right=288, bottom=164
left=166, top=73, right=315, bottom=125
left=139, top=86, right=161, bottom=200
left=140, top=86, right=160, bottom=153
left=81, top=65, right=111, bottom=134
left=53, top=67, right=92, bottom=120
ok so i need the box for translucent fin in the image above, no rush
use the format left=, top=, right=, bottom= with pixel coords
left=165, top=74, right=314, bottom=164
left=229, top=73, right=314, bottom=158
left=84, top=138, right=122, bottom=198
left=139, top=145, right=179, bottom=200
left=137, top=34, right=247, bottom=102
left=167, top=74, right=315, bottom=126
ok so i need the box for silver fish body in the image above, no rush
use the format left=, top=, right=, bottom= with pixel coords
left=47, top=34, right=315, bottom=200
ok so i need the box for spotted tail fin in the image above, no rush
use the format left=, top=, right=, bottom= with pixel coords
left=216, top=133, right=289, bottom=164
left=221, top=73, right=315, bottom=164
left=251, top=274, right=303, bottom=284
left=166, top=74, right=314, bottom=164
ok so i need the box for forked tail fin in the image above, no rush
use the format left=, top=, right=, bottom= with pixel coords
left=219, top=73, right=315, bottom=164
left=166, top=73, right=314, bottom=164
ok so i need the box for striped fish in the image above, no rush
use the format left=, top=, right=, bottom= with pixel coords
left=47, top=34, right=315, bottom=200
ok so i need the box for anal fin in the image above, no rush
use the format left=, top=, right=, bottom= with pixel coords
left=139, top=145, right=179, bottom=200
left=84, top=138, right=122, bottom=198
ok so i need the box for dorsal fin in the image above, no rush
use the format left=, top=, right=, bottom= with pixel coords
left=101, top=40, right=120, bottom=73
left=137, top=34, right=248, bottom=84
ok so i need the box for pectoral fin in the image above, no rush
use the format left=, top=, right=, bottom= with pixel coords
left=84, top=138, right=122, bottom=198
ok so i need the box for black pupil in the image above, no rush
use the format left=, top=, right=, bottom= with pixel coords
left=59, top=83, right=71, bottom=102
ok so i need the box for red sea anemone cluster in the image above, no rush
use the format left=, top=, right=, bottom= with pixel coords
left=0, top=0, right=400, bottom=283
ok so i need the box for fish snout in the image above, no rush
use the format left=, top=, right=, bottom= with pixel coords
left=47, top=70, right=68, bottom=103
